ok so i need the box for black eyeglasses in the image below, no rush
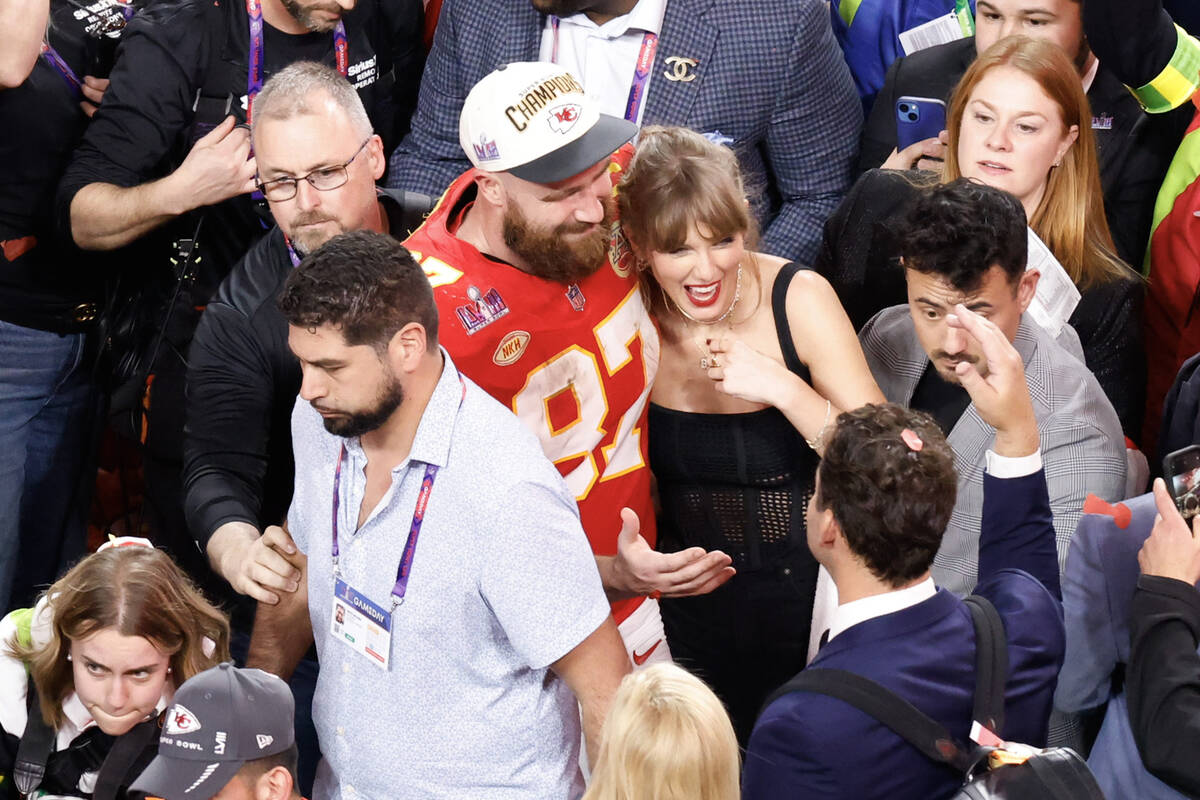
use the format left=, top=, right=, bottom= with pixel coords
left=256, top=138, right=371, bottom=202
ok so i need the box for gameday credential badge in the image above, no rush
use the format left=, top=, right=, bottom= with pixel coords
left=493, top=330, right=531, bottom=366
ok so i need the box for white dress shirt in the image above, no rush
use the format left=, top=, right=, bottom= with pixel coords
left=807, top=449, right=1045, bottom=662
left=825, top=577, right=938, bottom=643
left=537, top=0, right=668, bottom=126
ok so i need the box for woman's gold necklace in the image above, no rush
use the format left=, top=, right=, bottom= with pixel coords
left=684, top=266, right=743, bottom=370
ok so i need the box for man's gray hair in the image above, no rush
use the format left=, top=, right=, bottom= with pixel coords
left=251, top=61, right=372, bottom=139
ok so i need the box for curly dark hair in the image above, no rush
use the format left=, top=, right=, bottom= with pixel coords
left=816, top=403, right=957, bottom=587
left=896, top=178, right=1028, bottom=294
left=278, top=231, right=438, bottom=349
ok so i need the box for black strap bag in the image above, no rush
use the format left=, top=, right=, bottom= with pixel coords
left=766, top=596, right=1106, bottom=799
left=13, top=677, right=161, bottom=800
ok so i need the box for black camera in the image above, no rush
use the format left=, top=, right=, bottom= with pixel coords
left=82, top=12, right=126, bottom=79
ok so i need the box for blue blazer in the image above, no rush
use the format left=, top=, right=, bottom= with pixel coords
left=743, top=470, right=1065, bottom=800
left=386, top=0, right=862, bottom=263
left=1056, top=492, right=1193, bottom=799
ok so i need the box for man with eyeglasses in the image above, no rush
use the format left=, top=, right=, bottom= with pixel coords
left=181, top=61, right=433, bottom=789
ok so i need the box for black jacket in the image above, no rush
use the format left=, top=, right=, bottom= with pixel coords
left=815, top=169, right=1146, bottom=437
left=55, top=0, right=425, bottom=299
left=1128, top=574, right=1200, bottom=796
left=858, top=37, right=1191, bottom=268
left=182, top=188, right=431, bottom=564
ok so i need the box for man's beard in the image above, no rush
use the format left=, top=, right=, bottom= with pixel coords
left=279, top=0, right=342, bottom=32
left=319, top=372, right=404, bottom=438
left=501, top=199, right=612, bottom=284
left=930, top=349, right=986, bottom=384
left=287, top=211, right=347, bottom=257
left=1074, top=34, right=1093, bottom=74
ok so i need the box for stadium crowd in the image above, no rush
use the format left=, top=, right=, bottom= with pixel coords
left=7, top=0, right=1200, bottom=796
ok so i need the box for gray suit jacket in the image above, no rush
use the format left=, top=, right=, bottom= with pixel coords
left=386, top=0, right=862, bottom=263
left=860, top=306, right=1127, bottom=595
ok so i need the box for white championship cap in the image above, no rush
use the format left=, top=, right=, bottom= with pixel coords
left=459, top=61, right=638, bottom=184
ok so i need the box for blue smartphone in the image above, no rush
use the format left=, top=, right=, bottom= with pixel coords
left=895, top=96, right=947, bottom=151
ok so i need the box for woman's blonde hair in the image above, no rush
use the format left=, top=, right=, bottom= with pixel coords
left=583, top=663, right=740, bottom=800
left=944, top=35, right=1132, bottom=287
left=616, top=125, right=761, bottom=321
left=9, top=546, right=231, bottom=728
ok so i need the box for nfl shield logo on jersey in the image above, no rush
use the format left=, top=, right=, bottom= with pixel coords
left=565, top=284, right=586, bottom=312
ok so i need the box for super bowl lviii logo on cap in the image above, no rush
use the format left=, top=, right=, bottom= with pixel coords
left=472, top=133, right=500, bottom=163
left=459, top=62, right=636, bottom=185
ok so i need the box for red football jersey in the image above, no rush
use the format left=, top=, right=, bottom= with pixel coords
left=404, top=161, right=659, bottom=623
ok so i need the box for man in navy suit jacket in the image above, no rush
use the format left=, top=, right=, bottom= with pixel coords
left=386, top=0, right=861, bottom=263
left=743, top=306, right=1065, bottom=800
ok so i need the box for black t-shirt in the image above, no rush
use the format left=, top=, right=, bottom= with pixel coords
left=0, top=0, right=132, bottom=329
left=55, top=0, right=424, bottom=302
left=910, top=361, right=972, bottom=436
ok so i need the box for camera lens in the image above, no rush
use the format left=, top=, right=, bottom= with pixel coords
left=84, top=30, right=122, bottom=79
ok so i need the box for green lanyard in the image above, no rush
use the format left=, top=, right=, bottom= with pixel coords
left=955, top=0, right=975, bottom=36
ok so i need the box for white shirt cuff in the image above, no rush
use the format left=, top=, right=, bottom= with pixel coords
left=985, top=449, right=1043, bottom=478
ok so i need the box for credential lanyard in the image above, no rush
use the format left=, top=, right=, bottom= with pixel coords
left=332, top=450, right=437, bottom=610
left=39, top=42, right=83, bottom=99
left=285, top=236, right=301, bottom=266
left=549, top=16, right=658, bottom=124
left=329, top=373, right=466, bottom=610
left=245, top=0, right=349, bottom=123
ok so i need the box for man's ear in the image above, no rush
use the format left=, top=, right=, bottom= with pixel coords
left=1015, top=268, right=1039, bottom=314
left=821, top=513, right=842, bottom=551
left=474, top=171, right=507, bottom=209
left=254, top=765, right=295, bottom=800
left=366, top=134, right=386, bottom=182
left=810, top=503, right=840, bottom=553
left=387, top=322, right=430, bottom=373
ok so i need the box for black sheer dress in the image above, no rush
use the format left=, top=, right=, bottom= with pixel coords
left=650, top=262, right=820, bottom=744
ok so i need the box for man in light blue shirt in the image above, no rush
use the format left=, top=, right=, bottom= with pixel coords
left=251, top=230, right=629, bottom=799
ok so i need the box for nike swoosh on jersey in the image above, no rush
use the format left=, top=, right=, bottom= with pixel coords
left=632, top=639, right=662, bottom=666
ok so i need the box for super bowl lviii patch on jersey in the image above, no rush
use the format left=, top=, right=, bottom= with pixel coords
left=456, top=286, right=509, bottom=335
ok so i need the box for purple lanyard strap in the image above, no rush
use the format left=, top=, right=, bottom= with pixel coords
left=245, top=0, right=348, bottom=123
left=329, top=375, right=465, bottom=611
left=331, top=449, right=438, bottom=611
left=549, top=16, right=658, bottom=124
left=285, top=237, right=301, bottom=266
left=40, top=43, right=82, bottom=99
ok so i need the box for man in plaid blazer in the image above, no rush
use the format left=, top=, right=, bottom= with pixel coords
left=858, top=180, right=1127, bottom=597
left=386, top=0, right=861, bottom=263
